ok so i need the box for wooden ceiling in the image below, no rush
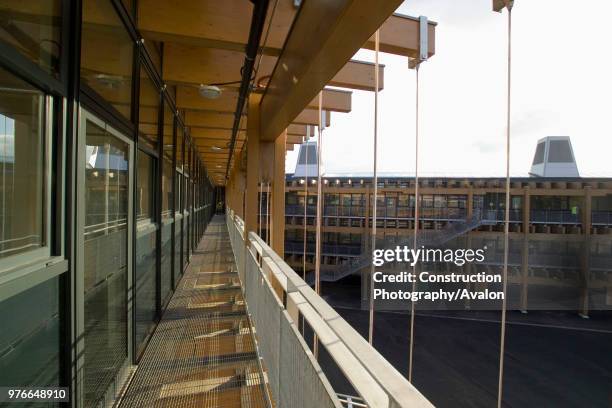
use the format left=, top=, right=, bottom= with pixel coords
left=135, top=0, right=436, bottom=186
left=2, top=1, right=435, bottom=186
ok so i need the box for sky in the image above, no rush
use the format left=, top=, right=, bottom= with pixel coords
left=285, top=0, right=612, bottom=177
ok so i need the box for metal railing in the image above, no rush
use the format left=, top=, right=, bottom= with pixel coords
left=226, top=210, right=433, bottom=408
left=592, top=211, right=612, bottom=226
left=530, top=209, right=579, bottom=224
left=476, top=209, right=521, bottom=223
left=285, top=241, right=361, bottom=256
left=302, top=213, right=490, bottom=284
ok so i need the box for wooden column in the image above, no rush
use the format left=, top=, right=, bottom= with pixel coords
left=270, top=130, right=287, bottom=256
left=245, top=93, right=262, bottom=238
left=467, top=186, right=474, bottom=218
left=520, top=186, right=530, bottom=312
left=580, top=186, right=592, bottom=318
left=226, top=171, right=234, bottom=213
left=361, top=186, right=371, bottom=309
left=235, top=154, right=246, bottom=220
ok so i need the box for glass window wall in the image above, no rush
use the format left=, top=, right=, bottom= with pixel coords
left=135, top=150, right=156, bottom=354
left=0, top=1, right=62, bottom=77
left=83, top=118, right=129, bottom=408
left=81, top=0, right=134, bottom=121
left=0, top=67, right=47, bottom=262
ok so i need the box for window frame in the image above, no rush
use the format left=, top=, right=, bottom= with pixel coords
left=0, top=93, right=55, bottom=275
left=136, top=149, right=158, bottom=238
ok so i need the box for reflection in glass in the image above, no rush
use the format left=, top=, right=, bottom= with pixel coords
left=174, top=211, right=182, bottom=283
left=0, top=1, right=62, bottom=76
left=175, top=172, right=183, bottom=279
left=160, top=221, right=172, bottom=302
left=81, top=0, right=133, bottom=121
left=162, top=158, right=173, bottom=217
left=160, top=104, right=174, bottom=299
left=135, top=150, right=156, bottom=353
left=0, top=277, right=60, bottom=394
left=138, top=67, right=159, bottom=150
left=136, top=151, right=154, bottom=220
left=176, top=127, right=183, bottom=169
left=160, top=210, right=172, bottom=300
left=0, top=67, right=45, bottom=259
left=83, top=120, right=129, bottom=408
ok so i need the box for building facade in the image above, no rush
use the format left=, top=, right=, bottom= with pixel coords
left=284, top=175, right=612, bottom=313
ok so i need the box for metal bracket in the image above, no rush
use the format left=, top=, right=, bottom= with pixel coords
left=408, top=16, right=429, bottom=69
left=319, top=110, right=327, bottom=131
left=419, top=15, right=429, bottom=62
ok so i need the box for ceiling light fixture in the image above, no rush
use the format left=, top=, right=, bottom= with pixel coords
left=211, top=146, right=222, bottom=151
left=198, top=84, right=221, bottom=99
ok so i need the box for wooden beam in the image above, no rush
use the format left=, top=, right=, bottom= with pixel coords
left=176, top=86, right=351, bottom=113
left=327, top=59, right=383, bottom=92
left=184, top=108, right=326, bottom=130
left=184, top=110, right=244, bottom=129
left=163, top=44, right=383, bottom=91
left=294, top=109, right=330, bottom=127
left=260, top=0, right=402, bottom=141
left=137, top=0, right=434, bottom=58
left=271, top=131, right=286, bottom=255
left=190, top=127, right=245, bottom=140
left=287, top=124, right=307, bottom=137
left=362, top=14, right=436, bottom=57
left=286, top=135, right=303, bottom=144
left=196, top=140, right=244, bottom=150
left=311, top=88, right=351, bottom=113
left=138, top=0, right=295, bottom=55
left=163, top=44, right=276, bottom=87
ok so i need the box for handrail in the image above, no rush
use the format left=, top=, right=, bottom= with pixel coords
left=226, top=210, right=433, bottom=408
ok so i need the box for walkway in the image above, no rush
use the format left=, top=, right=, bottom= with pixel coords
left=120, top=215, right=269, bottom=408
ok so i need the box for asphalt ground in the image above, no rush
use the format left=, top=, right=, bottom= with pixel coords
left=311, top=278, right=612, bottom=408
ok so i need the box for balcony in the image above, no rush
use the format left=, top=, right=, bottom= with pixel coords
left=226, top=210, right=433, bottom=408
left=119, top=212, right=432, bottom=407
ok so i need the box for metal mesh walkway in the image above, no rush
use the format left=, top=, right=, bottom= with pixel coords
left=119, top=215, right=269, bottom=408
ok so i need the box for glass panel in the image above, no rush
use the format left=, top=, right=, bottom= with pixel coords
left=175, top=171, right=182, bottom=213
left=548, top=140, right=572, bottom=163
left=176, top=127, right=184, bottom=169
left=83, top=119, right=129, bottom=408
left=162, top=105, right=173, bottom=216
left=161, top=99, right=174, bottom=299
left=183, top=176, right=189, bottom=264
left=161, top=220, right=172, bottom=302
left=0, top=67, right=46, bottom=259
left=138, top=67, right=159, bottom=150
left=81, top=0, right=133, bottom=121
left=0, top=277, right=61, bottom=393
left=136, top=150, right=154, bottom=220
left=184, top=144, right=190, bottom=177
left=161, top=158, right=173, bottom=213
left=135, top=150, right=155, bottom=353
left=175, top=172, right=183, bottom=277
left=0, top=1, right=62, bottom=77
left=183, top=214, right=189, bottom=265
left=135, top=226, right=156, bottom=354
left=174, top=216, right=182, bottom=281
